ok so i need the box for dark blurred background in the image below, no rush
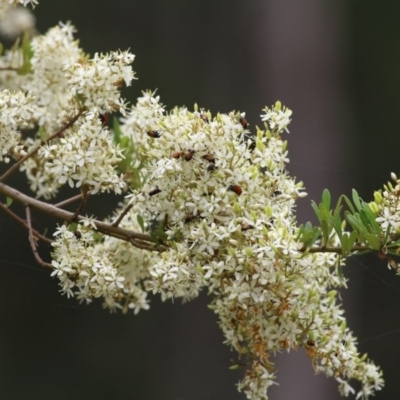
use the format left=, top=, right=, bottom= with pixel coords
left=1, top=1, right=400, bottom=399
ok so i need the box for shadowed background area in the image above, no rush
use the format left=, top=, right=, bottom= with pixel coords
left=1, top=1, right=400, bottom=399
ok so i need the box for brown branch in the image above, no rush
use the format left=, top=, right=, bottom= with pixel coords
left=0, top=202, right=52, bottom=244
left=299, top=244, right=370, bottom=254
left=25, top=205, right=53, bottom=268
left=0, top=66, right=18, bottom=71
left=0, top=181, right=164, bottom=252
left=0, top=110, right=84, bottom=182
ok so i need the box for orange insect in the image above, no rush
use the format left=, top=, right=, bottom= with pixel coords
left=172, top=152, right=183, bottom=159
left=228, top=185, right=243, bottom=195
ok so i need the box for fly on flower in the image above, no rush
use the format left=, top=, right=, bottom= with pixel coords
left=99, top=113, right=109, bottom=126
left=239, top=113, right=249, bottom=129
left=148, top=187, right=162, bottom=196
left=147, top=130, right=161, bottom=138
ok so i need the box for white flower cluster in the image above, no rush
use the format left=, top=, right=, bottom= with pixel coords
left=0, top=4, right=386, bottom=397
left=51, top=225, right=125, bottom=304
left=0, top=23, right=85, bottom=195
left=25, top=23, right=83, bottom=130
left=261, top=103, right=292, bottom=133
left=65, top=50, right=136, bottom=115
left=118, top=95, right=383, bottom=399
left=0, top=22, right=136, bottom=198
left=52, top=211, right=157, bottom=314
left=39, top=112, right=125, bottom=194
left=370, top=173, right=400, bottom=273
left=0, top=22, right=84, bottom=131
left=0, top=89, right=34, bottom=162
left=121, top=90, right=166, bottom=135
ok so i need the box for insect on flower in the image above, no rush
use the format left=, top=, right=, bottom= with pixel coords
left=203, top=154, right=216, bottom=163
left=147, top=130, right=161, bottom=138
left=184, top=213, right=195, bottom=223
left=184, top=150, right=195, bottom=161
left=228, top=185, right=243, bottom=195
left=207, top=163, right=217, bottom=172
left=172, top=152, right=183, bottom=159
left=148, top=187, right=162, bottom=196
left=200, top=112, right=209, bottom=123
left=99, top=113, right=109, bottom=126
left=241, top=223, right=254, bottom=231
left=239, top=115, right=249, bottom=129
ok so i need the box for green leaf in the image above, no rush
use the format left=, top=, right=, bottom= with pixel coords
left=297, top=222, right=321, bottom=248
left=149, top=220, right=168, bottom=246
left=347, top=230, right=358, bottom=252
left=352, top=189, right=362, bottom=211
left=345, top=213, right=365, bottom=233
left=365, top=233, right=381, bottom=250
left=6, top=197, right=13, bottom=206
left=331, top=207, right=343, bottom=239
left=113, top=117, right=122, bottom=144
left=136, top=214, right=145, bottom=232
left=322, top=189, right=331, bottom=211
left=342, top=194, right=356, bottom=214
left=321, top=219, right=329, bottom=246
left=38, top=126, right=47, bottom=140
left=311, top=201, right=322, bottom=224
left=360, top=203, right=380, bottom=234
left=383, top=225, right=392, bottom=245
left=17, top=33, right=33, bottom=75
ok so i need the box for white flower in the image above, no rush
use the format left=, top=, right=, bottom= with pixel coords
left=376, top=207, right=400, bottom=230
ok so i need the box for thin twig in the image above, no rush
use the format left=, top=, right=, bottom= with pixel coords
left=25, top=205, right=53, bottom=268
left=0, top=202, right=52, bottom=244
left=0, top=110, right=84, bottom=182
left=54, top=192, right=90, bottom=208
left=71, top=188, right=89, bottom=221
left=112, top=202, right=133, bottom=227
